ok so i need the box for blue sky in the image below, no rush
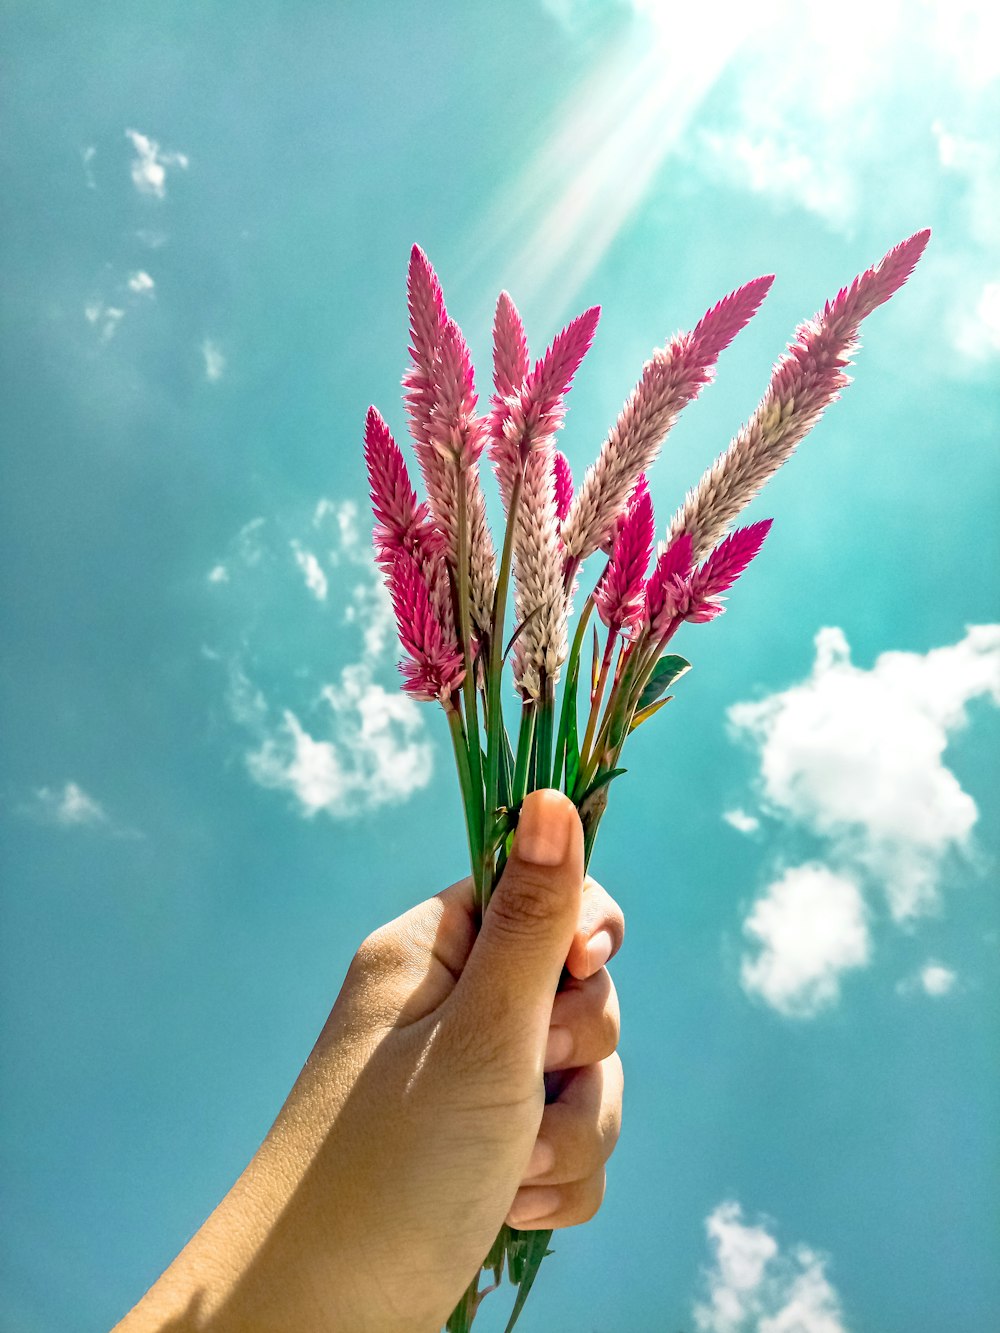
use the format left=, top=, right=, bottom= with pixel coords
left=1, top=1, right=998, bottom=1330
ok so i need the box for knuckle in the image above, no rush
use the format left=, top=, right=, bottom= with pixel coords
left=487, top=871, right=564, bottom=938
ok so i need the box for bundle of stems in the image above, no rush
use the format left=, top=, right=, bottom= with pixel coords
left=364, top=230, right=929, bottom=1331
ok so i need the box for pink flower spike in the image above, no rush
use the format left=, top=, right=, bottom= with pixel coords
left=388, top=550, right=465, bottom=703
left=667, top=231, right=930, bottom=561
left=363, top=406, right=436, bottom=570
left=430, top=317, right=486, bottom=466
left=407, top=244, right=448, bottom=374
left=826, top=228, right=931, bottom=328
left=692, top=519, right=773, bottom=601
left=642, top=532, right=695, bottom=635
left=489, top=305, right=600, bottom=509
left=493, top=291, right=530, bottom=399
left=528, top=306, right=601, bottom=421
left=553, top=450, right=574, bottom=524
left=594, top=476, right=655, bottom=632
left=691, top=274, right=775, bottom=361
left=561, top=276, right=773, bottom=563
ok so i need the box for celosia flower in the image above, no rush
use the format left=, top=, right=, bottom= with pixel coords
left=553, top=451, right=574, bottom=526
left=594, top=475, right=654, bottom=632
left=489, top=303, right=600, bottom=510
left=643, top=520, right=772, bottom=632
left=561, top=274, right=774, bottom=563
left=666, top=230, right=931, bottom=561
left=402, top=245, right=497, bottom=637
left=387, top=549, right=465, bottom=703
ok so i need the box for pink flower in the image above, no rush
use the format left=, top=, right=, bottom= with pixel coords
left=553, top=450, right=574, bottom=525
left=489, top=304, right=600, bottom=509
left=388, top=550, right=465, bottom=703
left=642, top=531, right=695, bottom=635
left=493, top=290, right=530, bottom=400
left=642, top=521, right=772, bottom=632
left=667, top=231, right=930, bottom=561
left=561, top=274, right=774, bottom=562
left=594, top=475, right=654, bottom=632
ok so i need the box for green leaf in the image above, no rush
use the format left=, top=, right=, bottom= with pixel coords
left=628, top=695, right=673, bottom=733
left=503, top=1229, right=554, bottom=1333
left=591, top=623, right=601, bottom=695
left=637, top=654, right=690, bottom=712
left=503, top=606, right=541, bottom=662
left=583, top=766, right=627, bottom=800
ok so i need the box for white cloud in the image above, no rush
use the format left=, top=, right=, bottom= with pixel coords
left=693, top=1201, right=848, bottom=1333
left=207, top=564, right=229, bottom=584
left=82, top=145, right=97, bottom=189
left=740, top=865, right=871, bottom=1019
left=84, top=301, right=124, bottom=342
left=314, top=497, right=367, bottom=565
left=125, top=128, right=188, bottom=200
left=127, top=270, right=155, bottom=296
left=729, top=626, right=1000, bottom=923
left=201, top=339, right=225, bottom=382
left=20, top=781, right=138, bottom=837
left=897, top=960, right=958, bottom=998
left=218, top=501, right=433, bottom=821
left=291, top=542, right=329, bottom=601
left=246, top=669, right=432, bottom=819
left=951, top=280, right=1000, bottom=362
left=724, top=808, right=761, bottom=835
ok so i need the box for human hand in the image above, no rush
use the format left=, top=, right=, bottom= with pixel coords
left=116, top=789, right=624, bottom=1333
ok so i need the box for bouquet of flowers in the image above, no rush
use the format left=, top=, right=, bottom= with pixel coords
left=363, top=229, right=929, bottom=1331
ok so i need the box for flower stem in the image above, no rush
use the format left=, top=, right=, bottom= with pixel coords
left=485, top=469, right=524, bottom=836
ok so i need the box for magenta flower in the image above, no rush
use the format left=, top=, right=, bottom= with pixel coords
left=561, top=274, right=774, bottom=562
left=489, top=303, right=600, bottom=510
left=493, top=290, right=530, bottom=400
left=388, top=549, right=465, bottom=703
left=594, top=475, right=654, bottom=633
left=643, top=520, right=772, bottom=632
left=553, top=450, right=574, bottom=525
left=667, top=230, right=931, bottom=561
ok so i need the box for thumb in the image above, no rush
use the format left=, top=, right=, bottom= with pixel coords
left=446, top=790, right=584, bottom=1080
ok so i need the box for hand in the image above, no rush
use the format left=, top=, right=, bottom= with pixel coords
left=115, top=790, right=624, bottom=1333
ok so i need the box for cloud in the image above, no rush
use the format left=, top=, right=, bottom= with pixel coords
left=84, top=301, right=124, bottom=342
left=693, top=1200, right=848, bottom=1333
left=19, top=782, right=138, bottom=837
left=246, top=668, right=432, bottom=819
left=207, top=564, right=229, bottom=584
left=897, top=961, right=957, bottom=999
left=729, top=625, right=1000, bottom=923
left=740, top=865, right=871, bottom=1019
left=724, top=808, right=761, bottom=836
left=81, top=145, right=97, bottom=189
left=216, top=499, right=433, bottom=820
left=201, top=339, right=225, bottom=382
left=125, top=128, right=188, bottom=199
left=291, top=542, right=329, bottom=601
left=127, top=270, right=155, bottom=296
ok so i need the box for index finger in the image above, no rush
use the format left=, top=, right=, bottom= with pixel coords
left=565, top=876, right=624, bottom=980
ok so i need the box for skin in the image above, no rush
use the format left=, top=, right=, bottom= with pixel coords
left=115, top=790, right=625, bottom=1332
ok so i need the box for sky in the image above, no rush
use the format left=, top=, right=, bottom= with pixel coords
left=1, top=1, right=998, bottom=1330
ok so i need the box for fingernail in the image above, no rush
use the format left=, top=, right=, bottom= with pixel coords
left=544, top=1025, right=573, bottom=1069
left=508, top=1185, right=561, bottom=1226
left=516, top=791, right=573, bottom=866
left=524, top=1138, right=555, bottom=1180
left=585, top=928, right=614, bottom=974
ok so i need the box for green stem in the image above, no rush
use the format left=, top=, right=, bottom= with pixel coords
left=446, top=700, right=485, bottom=911
left=512, top=700, right=536, bottom=808
left=485, top=470, right=524, bottom=837
left=455, top=473, right=485, bottom=869
left=551, top=597, right=594, bottom=790
left=533, top=675, right=554, bottom=792
left=579, top=626, right=617, bottom=768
